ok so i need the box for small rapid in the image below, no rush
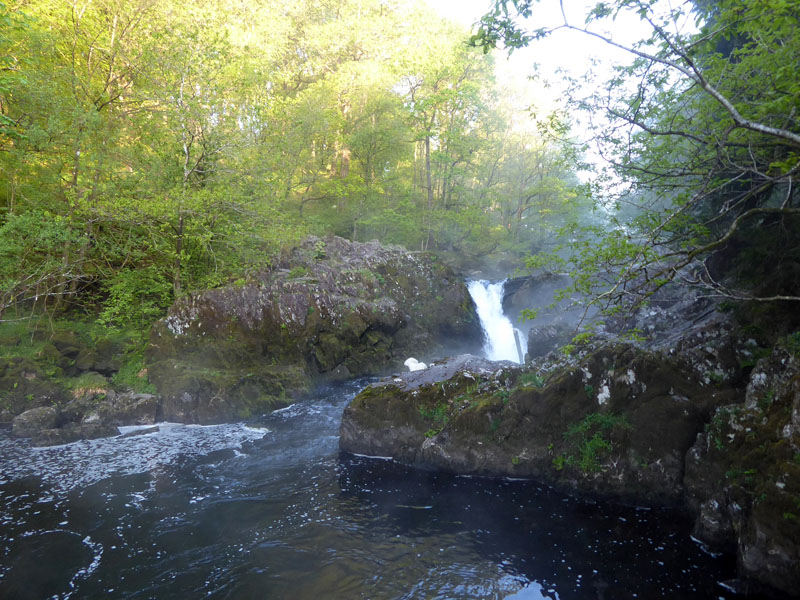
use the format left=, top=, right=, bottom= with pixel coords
left=0, top=376, right=738, bottom=598
left=467, top=280, right=523, bottom=363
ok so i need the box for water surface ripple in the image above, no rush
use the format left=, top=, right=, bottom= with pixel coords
left=1, top=380, right=740, bottom=599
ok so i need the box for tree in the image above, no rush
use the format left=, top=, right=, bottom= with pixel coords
left=0, top=0, right=582, bottom=324
left=473, top=0, right=800, bottom=315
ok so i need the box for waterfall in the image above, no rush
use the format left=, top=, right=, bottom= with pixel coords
left=467, top=280, right=523, bottom=363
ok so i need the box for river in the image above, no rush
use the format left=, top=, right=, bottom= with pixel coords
left=0, top=377, right=742, bottom=599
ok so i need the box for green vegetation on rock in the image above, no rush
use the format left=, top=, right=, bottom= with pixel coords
left=556, top=412, right=631, bottom=474
left=0, top=314, right=152, bottom=421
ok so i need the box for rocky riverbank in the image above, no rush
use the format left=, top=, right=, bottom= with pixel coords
left=1, top=236, right=483, bottom=442
left=146, top=235, right=481, bottom=423
left=339, top=286, right=800, bottom=596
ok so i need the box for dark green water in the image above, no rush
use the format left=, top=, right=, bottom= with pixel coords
left=0, top=381, right=741, bottom=599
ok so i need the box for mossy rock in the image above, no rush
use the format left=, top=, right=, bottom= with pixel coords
left=152, top=360, right=309, bottom=424
left=0, top=357, right=67, bottom=419
left=146, top=236, right=483, bottom=418
left=11, top=406, right=59, bottom=437
left=684, top=348, right=800, bottom=595
left=37, top=343, right=70, bottom=373
left=50, top=331, right=83, bottom=359
left=341, top=343, right=730, bottom=507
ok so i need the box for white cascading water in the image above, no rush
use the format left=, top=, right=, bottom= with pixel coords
left=467, top=280, right=522, bottom=363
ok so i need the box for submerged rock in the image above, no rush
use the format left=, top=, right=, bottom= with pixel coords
left=147, top=236, right=481, bottom=423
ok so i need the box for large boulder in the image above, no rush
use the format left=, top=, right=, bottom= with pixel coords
left=340, top=280, right=800, bottom=596
left=501, top=273, right=573, bottom=327
left=147, top=236, right=481, bottom=423
left=10, top=405, right=119, bottom=447
left=684, top=346, right=800, bottom=595
left=0, top=358, right=67, bottom=421
left=10, top=385, right=158, bottom=446
left=11, top=406, right=59, bottom=438
left=340, top=354, right=517, bottom=462
left=340, top=342, right=733, bottom=506
left=94, top=392, right=158, bottom=426
left=526, top=321, right=573, bottom=360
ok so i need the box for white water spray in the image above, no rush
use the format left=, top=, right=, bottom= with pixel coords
left=467, top=280, right=523, bottom=363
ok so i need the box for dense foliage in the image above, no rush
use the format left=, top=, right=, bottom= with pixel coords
left=474, top=0, right=800, bottom=318
left=0, top=0, right=583, bottom=327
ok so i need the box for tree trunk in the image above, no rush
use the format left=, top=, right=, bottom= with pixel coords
left=173, top=213, right=184, bottom=297
left=425, top=135, right=433, bottom=210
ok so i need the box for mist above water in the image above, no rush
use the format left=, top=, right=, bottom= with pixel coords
left=467, top=280, right=523, bottom=363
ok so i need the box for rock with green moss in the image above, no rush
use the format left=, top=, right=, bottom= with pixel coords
left=340, top=315, right=800, bottom=596
left=340, top=354, right=518, bottom=461
left=11, top=406, right=59, bottom=437
left=147, top=236, right=481, bottom=423
left=0, top=358, right=67, bottom=420
left=149, top=360, right=307, bottom=424
left=684, top=347, right=800, bottom=596
left=341, top=342, right=733, bottom=506
left=95, top=392, right=158, bottom=426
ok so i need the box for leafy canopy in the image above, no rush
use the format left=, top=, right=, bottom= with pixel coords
left=473, top=0, right=800, bottom=316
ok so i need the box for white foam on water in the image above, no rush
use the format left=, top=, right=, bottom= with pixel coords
left=0, top=422, right=269, bottom=495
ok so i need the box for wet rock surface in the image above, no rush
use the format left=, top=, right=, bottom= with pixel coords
left=684, top=347, right=800, bottom=596
left=11, top=406, right=59, bottom=438
left=9, top=388, right=161, bottom=447
left=147, top=236, right=481, bottom=423
left=341, top=343, right=727, bottom=506
left=340, top=285, right=800, bottom=596
left=501, top=273, right=573, bottom=326
left=526, top=322, right=573, bottom=360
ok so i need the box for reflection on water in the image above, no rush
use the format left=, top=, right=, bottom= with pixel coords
left=1, top=380, right=739, bottom=599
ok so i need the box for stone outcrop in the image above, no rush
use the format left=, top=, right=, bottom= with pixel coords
left=9, top=388, right=160, bottom=447
left=339, top=286, right=800, bottom=596
left=0, top=357, right=67, bottom=421
left=526, top=322, right=573, bottom=360
left=501, top=273, right=572, bottom=326
left=684, top=346, right=800, bottom=596
left=2, top=236, right=481, bottom=432
left=340, top=354, right=518, bottom=462
left=11, top=406, right=59, bottom=438
left=341, top=343, right=732, bottom=506
left=0, top=329, right=130, bottom=425
left=147, top=236, right=481, bottom=423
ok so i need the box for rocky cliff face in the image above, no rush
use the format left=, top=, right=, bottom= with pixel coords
left=339, top=286, right=800, bottom=596
left=684, top=346, right=800, bottom=596
left=146, top=236, right=481, bottom=424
